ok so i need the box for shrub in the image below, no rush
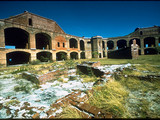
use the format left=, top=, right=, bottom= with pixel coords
left=39, top=56, right=49, bottom=62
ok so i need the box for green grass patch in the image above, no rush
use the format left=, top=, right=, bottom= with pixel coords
left=115, top=75, right=160, bottom=118
left=59, top=106, right=83, bottom=118
left=80, top=74, right=99, bottom=83
left=76, top=55, right=160, bottom=65
left=87, top=79, right=131, bottom=118
left=122, top=64, right=160, bottom=76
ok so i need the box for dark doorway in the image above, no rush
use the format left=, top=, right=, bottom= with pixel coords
left=117, top=39, right=127, bottom=49
left=7, top=51, right=30, bottom=65
left=70, top=52, right=78, bottom=59
left=107, top=41, right=114, bottom=50
left=144, top=48, right=158, bottom=55
left=36, top=33, right=51, bottom=50
left=37, top=52, right=52, bottom=62
left=56, top=52, right=67, bottom=61
left=80, top=52, right=85, bottom=59
left=5, top=27, right=29, bottom=49
left=144, top=37, right=155, bottom=48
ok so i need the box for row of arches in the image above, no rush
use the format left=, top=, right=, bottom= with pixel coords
left=107, top=37, right=160, bottom=50
left=4, top=27, right=85, bottom=50
left=6, top=51, right=85, bottom=65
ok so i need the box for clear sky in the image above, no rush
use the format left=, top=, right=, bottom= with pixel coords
left=0, top=1, right=160, bottom=38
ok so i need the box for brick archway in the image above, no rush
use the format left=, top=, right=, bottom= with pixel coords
left=6, top=51, right=30, bottom=65
left=4, top=27, right=29, bottom=49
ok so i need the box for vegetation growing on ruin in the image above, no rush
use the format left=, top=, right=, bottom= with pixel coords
left=59, top=106, right=83, bottom=118
left=116, top=75, right=160, bottom=118
left=87, top=79, right=131, bottom=118
left=5, top=100, right=20, bottom=107
left=0, top=55, right=160, bottom=118
left=122, top=64, right=160, bottom=76
left=14, top=83, right=31, bottom=93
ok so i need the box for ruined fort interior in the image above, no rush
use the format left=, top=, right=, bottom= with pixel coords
left=0, top=11, right=160, bottom=66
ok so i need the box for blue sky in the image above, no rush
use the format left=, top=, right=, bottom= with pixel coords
left=0, top=1, right=160, bottom=38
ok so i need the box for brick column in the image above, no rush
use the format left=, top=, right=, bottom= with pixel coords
left=30, top=52, right=37, bottom=62
left=66, top=38, right=70, bottom=49
left=29, top=33, right=36, bottom=50
left=51, top=33, right=55, bottom=50
left=105, top=41, right=108, bottom=58
left=126, top=39, right=130, bottom=47
left=113, top=40, right=117, bottom=50
left=140, top=38, right=144, bottom=55
left=0, top=50, right=6, bottom=66
left=101, top=40, right=103, bottom=58
left=77, top=39, right=80, bottom=50
left=155, top=37, right=159, bottom=47
left=0, top=28, right=5, bottom=48
left=52, top=52, right=56, bottom=60
left=67, top=52, right=70, bottom=59
left=78, top=52, right=80, bottom=59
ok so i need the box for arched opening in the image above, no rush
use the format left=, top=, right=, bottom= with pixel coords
left=80, top=52, right=85, bottom=59
left=69, top=38, right=78, bottom=48
left=102, top=41, right=106, bottom=57
left=144, top=37, right=155, bottom=48
left=102, top=41, right=105, bottom=50
left=144, top=48, right=158, bottom=55
left=5, top=27, right=29, bottom=49
left=7, top=51, right=30, bottom=65
left=63, top=43, right=65, bottom=48
left=56, top=52, right=67, bottom=61
left=129, top=38, right=141, bottom=48
left=36, top=33, right=51, bottom=50
left=117, top=39, right=127, bottom=49
left=103, top=51, right=106, bottom=57
left=80, top=40, right=85, bottom=50
left=70, top=52, right=78, bottom=59
left=99, top=53, right=102, bottom=58
left=140, top=31, right=143, bottom=35
left=107, top=40, right=114, bottom=50
left=37, top=51, right=52, bottom=62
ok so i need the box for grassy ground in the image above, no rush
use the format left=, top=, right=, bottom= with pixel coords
left=85, top=55, right=160, bottom=118
left=1, top=55, right=160, bottom=118
left=76, top=55, right=160, bottom=65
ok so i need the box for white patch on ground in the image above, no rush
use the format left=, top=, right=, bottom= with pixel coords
left=0, top=63, right=132, bottom=118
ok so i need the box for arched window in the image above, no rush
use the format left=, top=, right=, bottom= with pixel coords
left=140, top=31, right=143, bottom=35
left=29, top=18, right=32, bottom=26
left=63, top=43, right=65, bottom=47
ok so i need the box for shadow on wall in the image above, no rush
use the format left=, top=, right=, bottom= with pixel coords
left=108, top=47, right=132, bottom=59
